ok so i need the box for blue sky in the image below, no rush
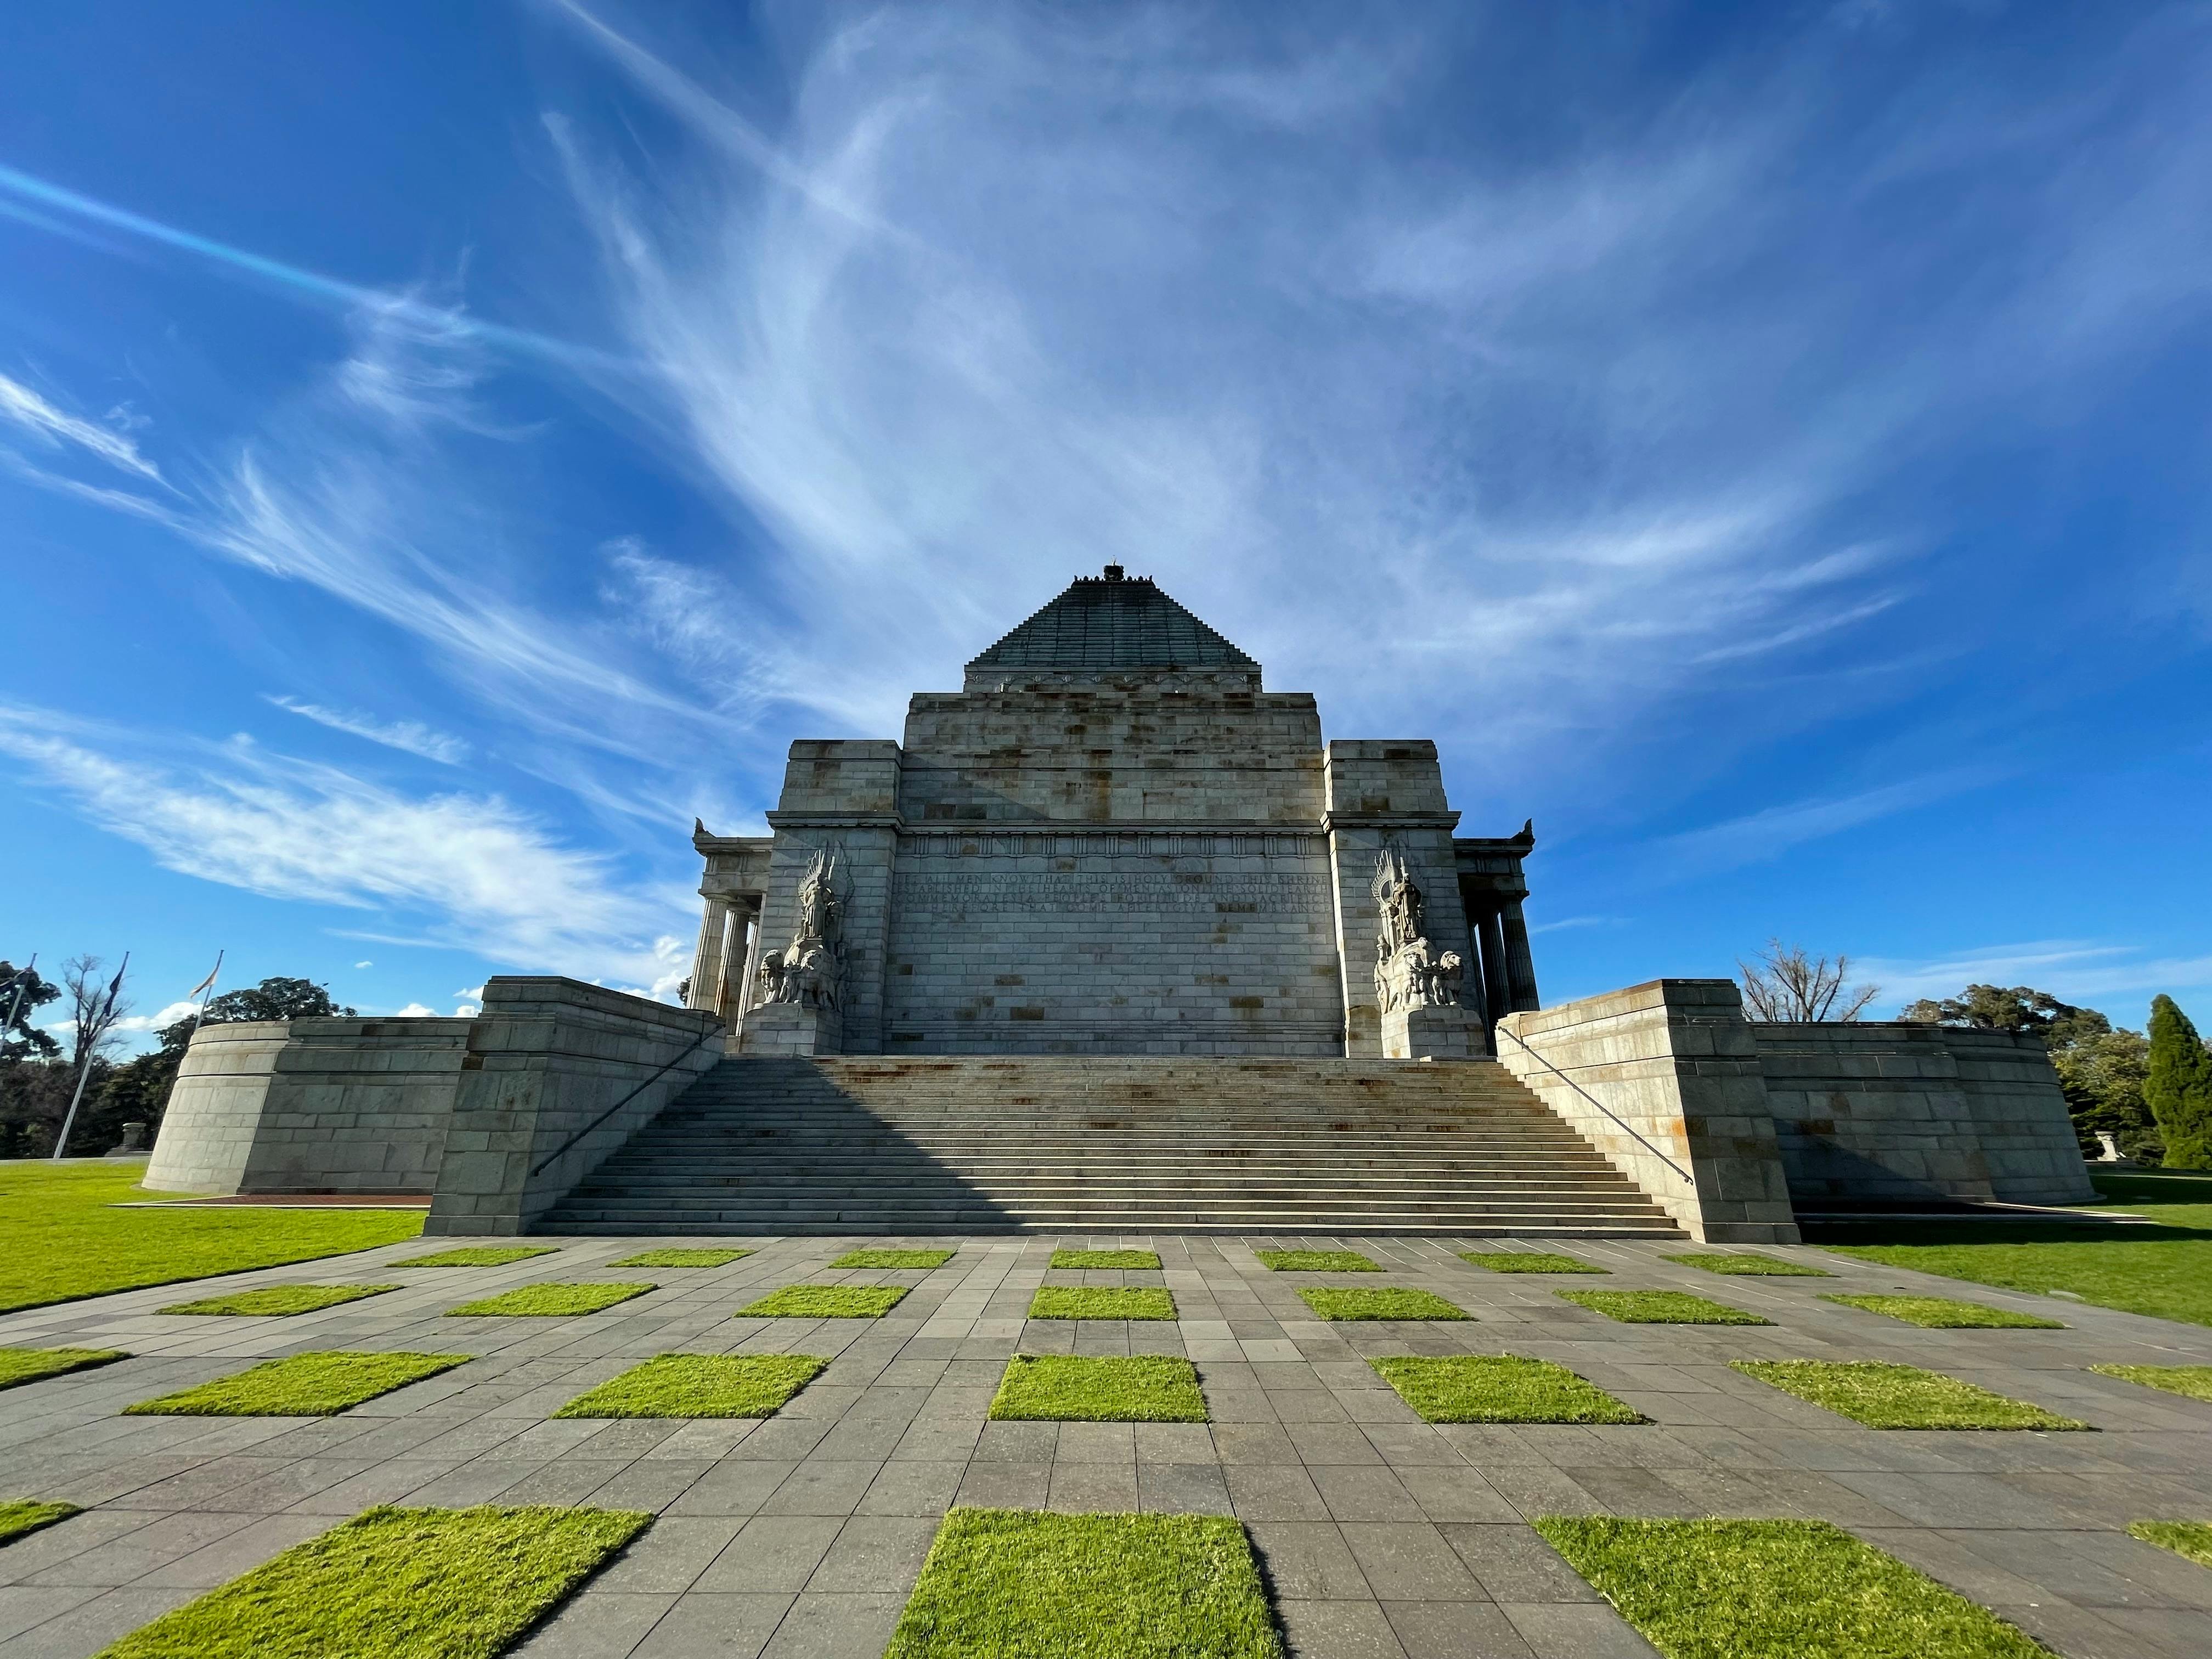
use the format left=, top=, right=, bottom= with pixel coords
left=3, top=1, right=2209, bottom=1047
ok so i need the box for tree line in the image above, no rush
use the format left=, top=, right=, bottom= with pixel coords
left=0, top=960, right=353, bottom=1159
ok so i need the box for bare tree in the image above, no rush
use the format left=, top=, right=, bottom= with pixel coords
left=1737, top=939, right=1881, bottom=1022
left=53, top=955, right=130, bottom=1159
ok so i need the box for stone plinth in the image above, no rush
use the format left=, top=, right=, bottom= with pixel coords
left=739, top=1002, right=842, bottom=1056
left=1383, top=1003, right=1487, bottom=1060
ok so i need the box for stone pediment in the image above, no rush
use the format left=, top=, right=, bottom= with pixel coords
left=965, top=564, right=1259, bottom=690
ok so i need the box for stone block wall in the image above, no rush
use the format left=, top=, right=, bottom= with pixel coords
left=1754, top=1023, right=2094, bottom=1206
left=1496, top=980, right=1802, bottom=1243
left=145, top=1017, right=471, bottom=1194
left=424, top=977, right=725, bottom=1235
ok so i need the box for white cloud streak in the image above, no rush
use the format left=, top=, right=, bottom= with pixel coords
left=265, top=696, right=471, bottom=765
left=1855, top=941, right=2212, bottom=1016
left=0, top=370, right=164, bottom=481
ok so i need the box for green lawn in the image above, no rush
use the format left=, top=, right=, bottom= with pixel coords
left=2088, top=1363, right=2212, bottom=1403
left=1050, top=1249, right=1161, bottom=1269
left=1665, top=1252, right=1834, bottom=1277
left=126, top=1351, right=470, bottom=1417
left=830, top=1249, right=956, bottom=1269
left=988, top=1355, right=1209, bottom=1422
left=2129, top=1520, right=2212, bottom=1570
left=0, top=1346, right=127, bottom=1391
left=737, top=1285, right=911, bottom=1319
left=96, top=1504, right=649, bottom=1659
left=1533, top=1516, right=2051, bottom=1659
left=607, top=1249, right=753, bottom=1268
left=1822, top=1295, right=2064, bottom=1330
left=0, top=1163, right=423, bottom=1316
left=1460, top=1251, right=1606, bottom=1273
left=1371, top=1355, right=1644, bottom=1424
left=1557, top=1290, right=1771, bottom=1325
left=1731, top=1360, right=2088, bottom=1430
left=553, top=1354, right=826, bottom=1419
left=1254, top=1249, right=1379, bottom=1272
left=1028, top=1287, right=1177, bottom=1321
left=0, top=1500, right=77, bottom=1545
left=390, top=1247, right=558, bottom=1268
left=159, top=1284, right=400, bottom=1317
left=1813, top=1170, right=2212, bottom=1328
left=1296, top=1286, right=1468, bottom=1322
left=445, top=1283, right=654, bottom=1318
left=886, top=1508, right=1282, bottom=1659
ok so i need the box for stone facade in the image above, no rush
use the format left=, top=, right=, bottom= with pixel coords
left=688, top=567, right=1539, bottom=1058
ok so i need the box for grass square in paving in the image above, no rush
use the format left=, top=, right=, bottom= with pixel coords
left=1533, top=1516, right=2050, bottom=1659
left=830, top=1248, right=957, bottom=1269
left=159, top=1284, right=400, bottom=1317
left=1254, top=1249, right=1379, bottom=1272
left=390, top=1247, right=559, bottom=1268
left=1461, top=1251, right=1606, bottom=1273
left=1297, top=1286, right=1468, bottom=1322
left=554, top=1354, right=827, bottom=1418
left=1372, top=1355, right=1644, bottom=1424
left=0, top=1346, right=127, bottom=1391
left=607, top=1249, right=753, bottom=1268
left=886, top=1507, right=1282, bottom=1658
left=1050, top=1249, right=1161, bottom=1269
left=988, top=1355, right=1209, bottom=1423
left=738, top=1285, right=911, bottom=1319
left=125, top=1351, right=471, bottom=1417
left=447, top=1283, right=655, bottom=1317
left=1822, top=1294, right=2064, bottom=1329
left=1731, top=1360, right=2089, bottom=1430
left=1028, top=1286, right=1178, bottom=1321
left=2129, top=1520, right=2212, bottom=1570
left=1664, top=1252, right=1835, bottom=1277
left=1557, top=1290, right=1771, bottom=1325
left=2089, top=1363, right=2212, bottom=1403
left=0, top=1500, right=78, bottom=1545
left=97, top=1503, right=650, bottom=1659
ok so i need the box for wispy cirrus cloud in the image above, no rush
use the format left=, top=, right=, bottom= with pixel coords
left=1853, top=941, right=2212, bottom=1017
left=264, top=695, right=471, bottom=765
left=0, top=370, right=165, bottom=482
left=1657, top=768, right=2006, bottom=874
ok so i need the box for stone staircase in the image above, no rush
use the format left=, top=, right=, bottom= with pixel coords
left=540, top=1057, right=1680, bottom=1236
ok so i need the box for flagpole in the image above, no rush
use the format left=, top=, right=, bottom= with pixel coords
left=186, top=950, right=223, bottom=1041
left=52, top=952, right=127, bottom=1162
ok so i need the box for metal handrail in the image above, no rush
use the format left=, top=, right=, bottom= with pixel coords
left=528, top=1024, right=722, bottom=1178
left=1491, top=1022, right=1694, bottom=1184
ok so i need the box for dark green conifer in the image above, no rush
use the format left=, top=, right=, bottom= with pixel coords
left=2145, top=995, right=2212, bottom=1170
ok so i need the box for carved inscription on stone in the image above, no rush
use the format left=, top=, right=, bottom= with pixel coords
left=895, top=870, right=1331, bottom=916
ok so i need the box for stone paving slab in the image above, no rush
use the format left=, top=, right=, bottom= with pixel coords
left=0, top=1233, right=2209, bottom=1657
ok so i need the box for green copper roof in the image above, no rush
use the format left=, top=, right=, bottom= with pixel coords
left=968, top=566, right=1257, bottom=675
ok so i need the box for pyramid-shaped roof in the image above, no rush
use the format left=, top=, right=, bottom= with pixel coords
left=967, top=565, right=1259, bottom=684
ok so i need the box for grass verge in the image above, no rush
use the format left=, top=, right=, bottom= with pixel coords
left=1028, top=1287, right=1177, bottom=1321
left=988, top=1355, right=1208, bottom=1422
left=1731, top=1360, right=2089, bottom=1430
left=1813, top=1169, right=2212, bottom=1328
left=0, top=1346, right=127, bottom=1391
left=554, top=1354, right=827, bottom=1418
left=447, top=1283, right=654, bottom=1318
left=1050, top=1249, right=1161, bottom=1269
left=1822, top=1295, right=2063, bottom=1329
left=96, top=1503, right=650, bottom=1658
left=1297, top=1286, right=1467, bottom=1322
left=159, top=1284, right=400, bottom=1317
left=1556, top=1290, right=1770, bottom=1325
left=1254, top=1249, right=1379, bottom=1272
left=2087, top=1363, right=2212, bottom=1403
left=0, top=1163, right=423, bottom=1316
left=0, top=1500, right=78, bottom=1545
left=607, top=1249, right=753, bottom=1268
left=1461, top=1251, right=1606, bottom=1273
left=830, top=1249, right=956, bottom=1269
left=391, top=1247, right=558, bottom=1268
left=1373, top=1355, right=1643, bottom=1423
left=1533, top=1515, right=2051, bottom=1659
left=2128, top=1520, right=2212, bottom=1570
left=1665, top=1252, right=1834, bottom=1277
left=125, top=1351, right=470, bottom=1416
left=886, top=1507, right=1282, bottom=1659
left=737, top=1285, right=910, bottom=1319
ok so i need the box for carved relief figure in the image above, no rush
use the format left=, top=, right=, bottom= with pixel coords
left=1371, top=844, right=1461, bottom=1014
left=758, top=847, right=847, bottom=1011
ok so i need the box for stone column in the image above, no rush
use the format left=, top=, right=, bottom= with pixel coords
left=1500, top=898, right=1541, bottom=1012
left=1479, top=908, right=1510, bottom=1030
left=686, top=899, right=732, bottom=1014
left=727, top=898, right=764, bottom=1022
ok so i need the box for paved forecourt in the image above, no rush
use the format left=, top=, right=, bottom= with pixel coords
left=0, top=1237, right=2209, bottom=1658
